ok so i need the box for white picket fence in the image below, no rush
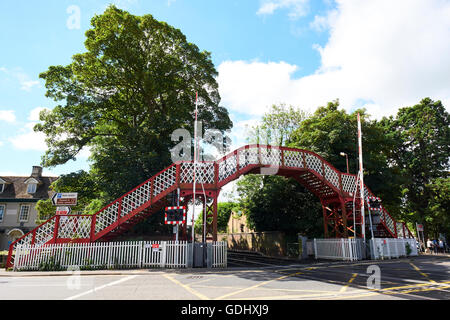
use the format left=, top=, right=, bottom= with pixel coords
left=13, top=241, right=227, bottom=271
left=370, top=238, right=418, bottom=259
left=314, top=238, right=365, bottom=261
left=210, top=241, right=227, bottom=268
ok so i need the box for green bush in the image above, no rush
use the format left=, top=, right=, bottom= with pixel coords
left=405, top=242, right=412, bottom=256
left=38, top=256, right=64, bottom=271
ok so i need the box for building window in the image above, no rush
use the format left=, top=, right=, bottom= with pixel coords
left=0, top=205, right=4, bottom=222
left=19, top=205, right=30, bottom=222
left=27, top=183, right=37, bottom=194
left=0, top=183, right=4, bottom=193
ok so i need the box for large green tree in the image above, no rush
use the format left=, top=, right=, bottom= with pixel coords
left=425, top=177, right=450, bottom=238
left=238, top=104, right=322, bottom=239
left=35, top=6, right=232, bottom=204
left=290, top=100, right=403, bottom=216
left=380, top=98, right=450, bottom=237
left=237, top=175, right=323, bottom=239
left=246, top=103, right=308, bottom=146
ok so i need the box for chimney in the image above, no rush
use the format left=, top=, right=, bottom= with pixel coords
left=31, top=166, right=43, bottom=178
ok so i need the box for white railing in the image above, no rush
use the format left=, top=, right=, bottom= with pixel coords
left=314, top=238, right=365, bottom=261
left=13, top=241, right=227, bottom=271
left=370, top=238, right=418, bottom=260
left=210, top=241, right=227, bottom=268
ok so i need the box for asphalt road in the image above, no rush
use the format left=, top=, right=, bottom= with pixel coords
left=0, top=255, right=449, bottom=301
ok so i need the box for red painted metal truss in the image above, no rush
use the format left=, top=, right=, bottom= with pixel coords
left=6, top=145, right=414, bottom=268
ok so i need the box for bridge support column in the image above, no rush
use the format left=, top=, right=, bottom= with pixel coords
left=339, top=198, right=349, bottom=238
left=322, top=205, right=329, bottom=238
left=202, top=193, right=218, bottom=242
left=322, top=201, right=348, bottom=238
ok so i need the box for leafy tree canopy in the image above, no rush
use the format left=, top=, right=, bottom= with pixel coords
left=290, top=99, right=403, bottom=216
left=195, top=202, right=238, bottom=234
left=379, top=98, right=450, bottom=237
left=35, top=5, right=232, bottom=203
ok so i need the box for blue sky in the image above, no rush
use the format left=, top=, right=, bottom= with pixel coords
left=1, top=0, right=450, bottom=179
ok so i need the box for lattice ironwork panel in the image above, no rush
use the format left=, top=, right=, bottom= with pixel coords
left=260, top=147, right=281, bottom=166
left=198, top=163, right=215, bottom=184
left=33, top=218, right=56, bottom=245
left=9, top=232, right=34, bottom=266
left=181, top=162, right=215, bottom=184
left=382, top=209, right=395, bottom=235
left=57, top=216, right=91, bottom=239
left=121, top=180, right=152, bottom=217
left=324, top=164, right=340, bottom=190
left=363, top=186, right=370, bottom=199
left=238, top=147, right=259, bottom=169
left=342, top=174, right=357, bottom=194
left=218, top=155, right=237, bottom=182
left=305, top=153, right=323, bottom=176
left=11, top=233, right=33, bottom=251
left=396, top=222, right=404, bottom=238
left=153, top=165, right=176, bottom=196
left=180, top=162, right=194, bottom=184
left=95, top=202, right=119, bottom=233
left=283, top=150, right=303, bottom=168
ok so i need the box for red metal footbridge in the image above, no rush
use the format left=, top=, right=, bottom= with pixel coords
left=6, top=144, right=413, bottom=268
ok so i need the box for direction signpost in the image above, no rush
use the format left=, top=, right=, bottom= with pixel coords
left=52, top=193, right=78, bottom=206
left=55, top=206, right=71, bottom=215
left=52, top=193, right=78, bottom=220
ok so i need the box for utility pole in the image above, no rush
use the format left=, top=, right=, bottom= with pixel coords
left=192, top=92, right=199, bottom=249
left=357, top=113, right=366, bottom=240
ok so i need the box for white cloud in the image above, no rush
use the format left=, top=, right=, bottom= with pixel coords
left=20, top=80, right=40, bottom=92
left=219, top=0, right=450, bottom=120
left=0, top=110, right=16, bottom=123
left=218, top=60, right=300, bottom=116
left=9, top=122, right=47, bottom=152
left=77, top=145, right=92, bottom=159
left=28, top=107, right=50, bottom=121
left=0, top=141, right=3, bottom=147
left=0, top=67, right=40, bottom=92
left=257, top=0, right=309, bottom=19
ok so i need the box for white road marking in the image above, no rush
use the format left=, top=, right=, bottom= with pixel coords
left=64, top=275, right=138, bottom=300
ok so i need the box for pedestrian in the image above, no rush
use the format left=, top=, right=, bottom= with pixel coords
left=433, top=239, right=438, bottom=254
left=426, top=239, right=433, bottom=254
left=438, top=239, right=444, bottom=254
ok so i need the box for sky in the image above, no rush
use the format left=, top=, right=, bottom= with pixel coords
left=1, top=0, right=450, bottom=182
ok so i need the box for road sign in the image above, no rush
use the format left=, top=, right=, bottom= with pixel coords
left=52, top=193, right=78, bottom=206
left=165, top=206, right=186, bottom=225
left=55, top=206, right=71, bottom=215
left=417, top=224, right=424, bottom=232
left=152, top=244, right=160, bottom=252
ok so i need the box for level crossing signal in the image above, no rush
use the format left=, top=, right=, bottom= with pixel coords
left=165, top=206, right=186, bottom=225
left=367, top=196, right=382, bottom=211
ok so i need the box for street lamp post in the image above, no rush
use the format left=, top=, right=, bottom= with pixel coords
left=340, top=152, right=349, bottom=174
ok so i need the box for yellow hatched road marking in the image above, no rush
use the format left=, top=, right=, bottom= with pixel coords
left=214, top=271, right=303, bottom=300
left=163, top=274, right=210, bottom=300
left=340, top=273, right=358, bottom=293
left=409, top=262, right=437, bottom=283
